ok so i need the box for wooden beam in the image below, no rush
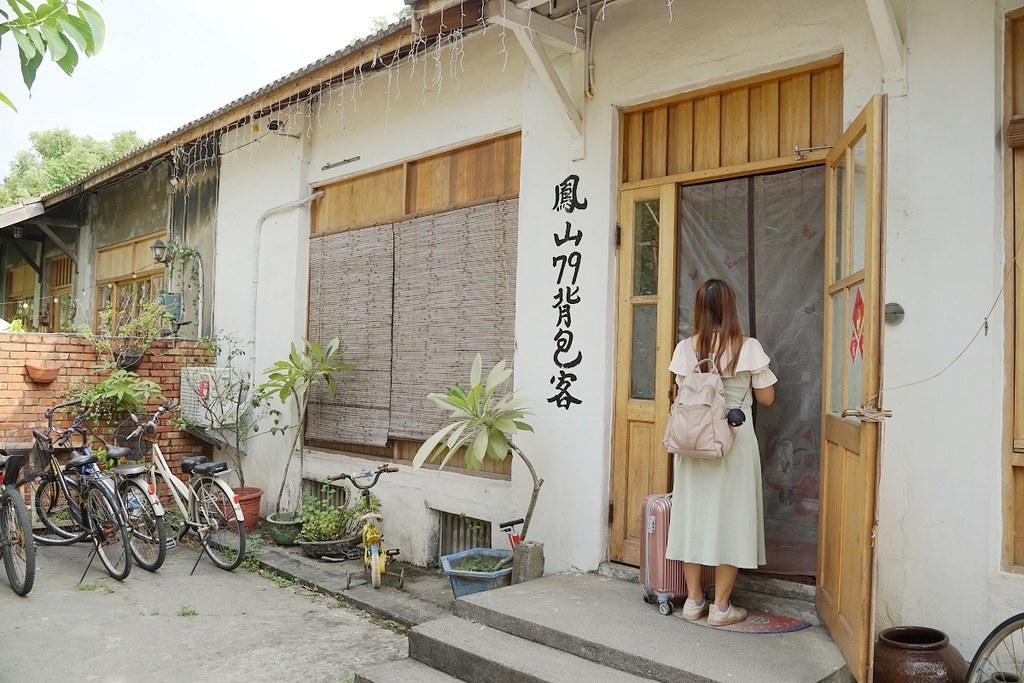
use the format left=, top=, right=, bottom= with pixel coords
left=511, top=26, right=582, bottom=139
left=864, top=0, right=904, bottom=72
left=6, top=239, right=41, bottom=279
left=33, top=222, right=78, bottom=265
left=516, top=0, right=550, bottom=9
left=26, top=217, right=78, bottom=229
left=486, top=0, right=583, bottom=52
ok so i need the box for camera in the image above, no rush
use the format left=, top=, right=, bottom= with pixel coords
left=726, top=408, right=746, bottom=427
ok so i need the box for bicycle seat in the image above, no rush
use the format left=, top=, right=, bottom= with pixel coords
left=113, top=463, right=148, bottom=477
left=192, top=461, right=228, bottom=476
left=65, top=451, right=98, bottom=470
left=359, top=512, right=383, bottom=523
left=106, top=445, right=135, bottom=461
left=180, top=456, right=209, bottom=474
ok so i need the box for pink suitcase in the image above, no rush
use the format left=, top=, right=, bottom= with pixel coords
left=640, top=492, right=715, bottom=616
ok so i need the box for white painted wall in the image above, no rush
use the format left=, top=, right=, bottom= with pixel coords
left=210, top=0, right=1024, bottom=656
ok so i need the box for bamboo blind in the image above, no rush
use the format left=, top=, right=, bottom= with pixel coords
left=389, top=199, right=519, bottom=441
left=307, top=224, right=395, bottom=447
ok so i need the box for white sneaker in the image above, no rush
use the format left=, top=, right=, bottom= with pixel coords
left=681, top=598, right=710, bottom=621
left=707, top=603, right=748, bottom=627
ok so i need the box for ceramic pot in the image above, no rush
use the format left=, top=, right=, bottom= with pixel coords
left=25, top=361, right=59, bottom=383
left=235, top=486, right=263, bottom=533
left=265, top=511, right=302, bottom=546
left=296, top=534, right=361, bottom=558
left=873, top=626, right=967, bottom=683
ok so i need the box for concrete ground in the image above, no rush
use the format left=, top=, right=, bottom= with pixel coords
left=2, top=540, right=409, bottom=683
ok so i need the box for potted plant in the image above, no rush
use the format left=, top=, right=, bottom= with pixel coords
left=80, top=300, right=174, bottom=370
left=71, top=367, right=164, bottom=427
left=293, top=483, right=375, bottom=557
left=178, top=333, right=273, bottom=532
left=255, top=337, right=353, bottom=544
left=412, top=354, right=544, bottom=597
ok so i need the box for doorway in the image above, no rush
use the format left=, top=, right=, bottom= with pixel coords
left=675, top=167, right=824, bottom=577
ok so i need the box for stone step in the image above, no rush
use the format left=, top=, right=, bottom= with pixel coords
left=599, top=561, right=820, bottom=625
left=354, top=657, right=462, bottom=683
left=454, top=571, right=849, bottom=683
left=409, top=615, right=650, bottom=682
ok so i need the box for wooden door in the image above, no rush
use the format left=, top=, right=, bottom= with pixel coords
left=816, top=94, right=886, bottom=682
left=609, top=186, right=677, bottom=564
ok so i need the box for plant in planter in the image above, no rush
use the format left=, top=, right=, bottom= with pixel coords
left=70, top=368, right=164, bottom=427
left=255, top=337, right=353, bottom=543
left=293, top=483, right=379, bottom=557
left=412, top=354, right=544, bottom=596
left=80, top=301, right=174, bottom=370
left=178, top=333, right=279, bottom=532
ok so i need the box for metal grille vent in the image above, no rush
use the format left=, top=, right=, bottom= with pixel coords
left=437, top=510, right=491, bottom=556
left=300, top=478, right=349, bottom=509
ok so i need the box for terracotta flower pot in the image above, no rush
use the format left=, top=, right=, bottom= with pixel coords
left=235, top=486, right=263, bottom=533
left=25, top=361, right=59, bottom=383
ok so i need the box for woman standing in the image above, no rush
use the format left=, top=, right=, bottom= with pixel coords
left=665, top=278, right=777, bottom=627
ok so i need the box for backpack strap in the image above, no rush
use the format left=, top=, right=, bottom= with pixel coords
left=688, top=333, right=721, bottom=375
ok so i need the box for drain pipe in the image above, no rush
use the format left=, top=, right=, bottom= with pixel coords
left=249, top=191, right=325, bottom=375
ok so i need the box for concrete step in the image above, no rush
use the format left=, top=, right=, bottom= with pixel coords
left=409, top=615, right=650, bottom=682
left=453, top=571, right=850, bottom=683
left=599, top=561, right=821, bottom=625
left=354, top=657, right=462, bottom=683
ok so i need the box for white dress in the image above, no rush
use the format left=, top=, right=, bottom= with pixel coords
left=664, top=336, right=778, bottom=569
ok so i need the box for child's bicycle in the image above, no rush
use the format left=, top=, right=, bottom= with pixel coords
left=328, top=464, right=399, bottom=589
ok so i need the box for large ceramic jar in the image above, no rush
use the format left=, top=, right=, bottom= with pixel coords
left=873, top=626, right=967, bottom=683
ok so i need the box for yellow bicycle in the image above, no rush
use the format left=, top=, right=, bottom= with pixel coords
left=328, top=464, right=399, bottom=589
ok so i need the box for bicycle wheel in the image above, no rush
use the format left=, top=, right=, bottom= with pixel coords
left=966, top=613, right=1024, bottom=682
left=1, top=487, right=35, bottom=595
left=31, top=475, right=88, bottom=545
left=85, top=484, right=132, bottom=580
left=120, top=480, right=166, bottom=572
left=370, top=543, right=382, bottom=588
left=152, top=472, right=186, bottom=540
left=192, top=477, right=245, bottom=571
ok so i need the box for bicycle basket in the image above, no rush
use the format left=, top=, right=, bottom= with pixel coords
left=113, top=417, right=155, bottom=460
left=1, top=429, right=42, bottom=481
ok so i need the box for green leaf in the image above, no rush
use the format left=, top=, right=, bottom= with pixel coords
left=484, top=360, right=508, bottom=392
left=513, top=421, right=534, bottom=432
left=486, top=429, right=509, bottom=460
left=412, top=424, right=456, bottom=469
left=77, top=0, right=105, bottom=53
left=54, top=35, right=78, bottom=74
left=469, top=353, right=482, bottom=387
left=39, top=23, right=65, bottom=60
left=11, top=28, right=36, bottom=59
left=19, top=47, right=42, bottom=90
left=466, top=429, right=488, bottom=469
left=55, top=14, right=88, bottom=51
left=0, top=89, right=16, bottom=111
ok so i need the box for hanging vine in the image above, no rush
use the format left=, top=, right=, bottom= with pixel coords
left=162, top=239, right=202, bottom=323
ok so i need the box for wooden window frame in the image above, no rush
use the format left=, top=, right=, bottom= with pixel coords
left=94, top=233, right=165, bottom=333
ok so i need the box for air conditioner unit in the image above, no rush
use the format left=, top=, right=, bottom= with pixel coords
left=180, top=367, right=247, bottom=429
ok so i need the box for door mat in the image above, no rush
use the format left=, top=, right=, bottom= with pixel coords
left=678, top=608, right=812, bottom=634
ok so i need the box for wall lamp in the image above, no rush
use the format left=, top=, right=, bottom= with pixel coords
left=151, top=238, right=167, bottom=264
left=12, top=225, right=22, bottom=239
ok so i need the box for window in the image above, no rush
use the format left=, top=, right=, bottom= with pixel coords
left=307, top=135, right=521, bottom=476
left=94, top=234, right=165, bottom=333
left=6, top=264, right=35, bottom=328
left=48, top=256, right=75, bottom=332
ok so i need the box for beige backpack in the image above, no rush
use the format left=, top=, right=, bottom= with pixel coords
left=662, top=339, right=736, bottom=459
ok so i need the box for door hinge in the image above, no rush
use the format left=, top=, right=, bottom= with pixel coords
left=615, top=224, right=621, bottom=249
left=608, top=500, right=614, bottom=524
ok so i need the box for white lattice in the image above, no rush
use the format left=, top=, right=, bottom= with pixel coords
left=180, top=367, right=246, bottom=428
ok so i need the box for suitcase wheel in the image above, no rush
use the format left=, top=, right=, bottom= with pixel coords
left=643, top=593, right=657, bottom=605
left=658, top=600, right=673, bottom=616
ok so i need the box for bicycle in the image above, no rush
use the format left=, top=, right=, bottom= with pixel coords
left=966, top=612, right=1024, bottom=682
left=20, top=399, right=133, bottom=581
left=500, top=518, right=524, bottom=551
left=104, top=421, right=168, bottom=573
left=0, top=450, right=35, bottom=595
left=327, top=464, right=399, bottom=589
left=117, top=401, right=246, bottom=572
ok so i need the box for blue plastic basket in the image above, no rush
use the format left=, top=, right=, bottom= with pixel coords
left=440, top=548, right=513, bottom=598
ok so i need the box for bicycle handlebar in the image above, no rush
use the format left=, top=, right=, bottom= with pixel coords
left=327, top=464, right=398, bottom=490
left=123, top=400, right=176, bottom=441
left=35, top=400, right=91, bottom=449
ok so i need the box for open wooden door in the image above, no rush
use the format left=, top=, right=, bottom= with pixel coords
left=817, top=94, right=886, bottom=682
left=609, top=185, right=677, bottom=565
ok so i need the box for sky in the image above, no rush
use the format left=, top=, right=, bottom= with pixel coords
left=0, top=0, right=407, bottom=173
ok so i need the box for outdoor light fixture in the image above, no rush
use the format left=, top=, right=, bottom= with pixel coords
left=11, top=225, right=22, bottom=239
left=151, top=238, right=167, bottom=264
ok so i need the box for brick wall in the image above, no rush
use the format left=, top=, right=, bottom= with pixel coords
left=0, top=333, right=213, bottom=476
